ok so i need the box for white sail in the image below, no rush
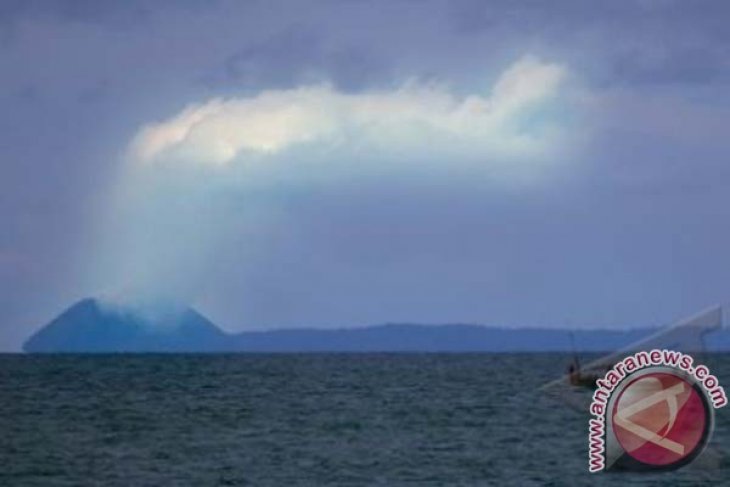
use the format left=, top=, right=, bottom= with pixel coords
left=540, top=305, right=724, bottom=407
left=579, top=305, right=723, bottom=376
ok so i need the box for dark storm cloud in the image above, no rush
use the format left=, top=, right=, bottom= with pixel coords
left=218, top=25, right=391, bottom=91
left=449, top=0, right=730, bottom=87
left=1, top=0, right=730, bottom=350
left=0, top=0, right=214, bottom=26
left=612, top=46, right=730, bottom=86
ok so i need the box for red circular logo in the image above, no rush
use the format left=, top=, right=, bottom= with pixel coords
left=612, top=371, right=710, bottom=469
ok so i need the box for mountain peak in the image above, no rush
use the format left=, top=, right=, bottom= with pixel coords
left=23, top=297, right=225, bottom=353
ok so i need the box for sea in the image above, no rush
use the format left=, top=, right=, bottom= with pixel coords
left=1, top=353, right=729, bottom=486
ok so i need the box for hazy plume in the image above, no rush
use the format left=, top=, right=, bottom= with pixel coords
left=90, top=55, right=574, bottom=311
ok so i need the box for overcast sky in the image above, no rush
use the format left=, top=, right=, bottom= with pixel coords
left=2, top=1, right=730, bottom=350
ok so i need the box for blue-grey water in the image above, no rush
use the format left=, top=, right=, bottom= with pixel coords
left=1, top=354, right=729, bottom=486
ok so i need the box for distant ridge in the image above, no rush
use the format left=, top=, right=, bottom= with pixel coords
left=228, top=324, right=654, bottom=353
left=22, top=298, right=730, bottom=353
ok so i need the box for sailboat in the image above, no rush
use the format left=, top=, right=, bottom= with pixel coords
left=540, top=304, right=726, bottom=469
left=541, top=305, right=724, bottom=408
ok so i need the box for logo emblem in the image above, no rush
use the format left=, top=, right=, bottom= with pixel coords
left=611, top=371, right=711, bottom=470
left=586, top=350, right=726, bottom=473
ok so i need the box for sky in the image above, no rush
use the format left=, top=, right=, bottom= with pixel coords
left=2, top=0, right=730, bottom=350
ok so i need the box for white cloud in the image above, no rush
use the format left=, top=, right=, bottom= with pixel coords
left=129, top=55, right=568, bottom=168
left=95, top=55, right=573, bottom=311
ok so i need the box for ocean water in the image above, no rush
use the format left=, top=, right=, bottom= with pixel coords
left=1, top=353, right=729, bottom=486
